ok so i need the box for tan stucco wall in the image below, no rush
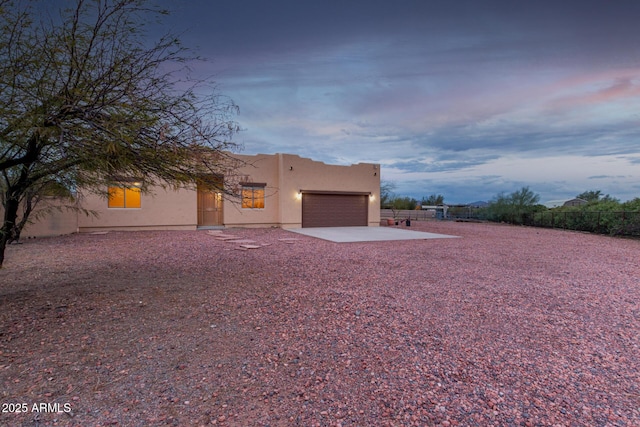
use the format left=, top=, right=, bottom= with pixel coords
left=9, top=152, right=381, bottom=234
left=14, top=198, right=79, bottom=238
left=281, top=153, right=380, bottom=228
left=224, top=153, right=380, bottom=228
left=77, top=186, right=197, bottom=232
left=223, top=153, right=281, bottom=227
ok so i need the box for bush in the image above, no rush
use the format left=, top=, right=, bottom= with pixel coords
left=530, top=197, right=640, bottom=236
left=485, top=187, right=543, bottom=225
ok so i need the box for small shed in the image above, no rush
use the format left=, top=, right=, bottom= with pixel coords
left=543, top=198, right=588, bottom=209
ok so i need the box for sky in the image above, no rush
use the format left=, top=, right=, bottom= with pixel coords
left=156, top=0, right=640, bottom=204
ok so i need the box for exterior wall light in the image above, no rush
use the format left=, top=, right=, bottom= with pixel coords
left=295, top=191, right=302, bottom=200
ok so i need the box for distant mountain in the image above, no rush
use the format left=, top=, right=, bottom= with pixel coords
left=467, top=201, right=488, bottom=207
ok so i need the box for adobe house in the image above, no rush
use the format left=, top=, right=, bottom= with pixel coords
left=15, top=153, right=380, bottom=236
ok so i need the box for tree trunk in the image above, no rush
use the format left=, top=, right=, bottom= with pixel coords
left=9, top=196, right=33, bottom=244
left=0, top=195, right=20, bottom=268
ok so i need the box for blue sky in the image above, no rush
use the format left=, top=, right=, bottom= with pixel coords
left=158, top=0, right=640, bottom=204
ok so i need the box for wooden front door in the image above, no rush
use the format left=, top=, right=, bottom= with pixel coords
left=197, top=185, right=223, bottom=226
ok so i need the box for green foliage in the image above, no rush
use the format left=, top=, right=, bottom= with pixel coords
left=484, top=186, right=543, bottom=224
left=531, top=195, right=640, bottom=236
left=390, top=196, right=418, bottom=211
left=576, top=190, right=602, bottom=202
left=622, top=197, right=640, bottom=211
left=483, top=186, right=640, bottom=236
left=576, top=190, right=619, bottom=204
left=421, top=194, right=444, bottom=205
left=379, top=181, right=418, bottom=210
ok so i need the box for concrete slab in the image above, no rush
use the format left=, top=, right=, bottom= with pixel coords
left=286, top=226, right=458, bottom=243
left=214, top=235, right=240, bottom=241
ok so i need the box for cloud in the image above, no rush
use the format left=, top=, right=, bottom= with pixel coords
left=157, top=0, right=640, bottom=204
left=548, top=74, right=640, bottom=114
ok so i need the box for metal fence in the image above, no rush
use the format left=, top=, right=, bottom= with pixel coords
left=380, top=209, right=439, bottom=221
left=379, top=209, right=640, bottom=237
left=525, top=211, right=640, bottom=237
left=381, top=206, right=484, bottom=221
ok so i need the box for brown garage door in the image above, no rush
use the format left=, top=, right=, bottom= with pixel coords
left=302, top=193, right=368, bottom=227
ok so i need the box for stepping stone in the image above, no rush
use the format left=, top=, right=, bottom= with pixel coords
left=239, top=244, right=262, bottom=249
left=215, top=236, right=240, bottom=241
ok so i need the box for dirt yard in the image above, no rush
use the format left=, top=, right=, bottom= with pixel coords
left=1, top=221, right=639, bottom=426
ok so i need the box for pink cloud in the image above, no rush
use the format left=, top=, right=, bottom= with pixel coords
left=547, top=69, right=640, bottom=110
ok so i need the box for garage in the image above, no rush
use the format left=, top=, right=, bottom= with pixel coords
left=302, top=192, right=368, bottom=227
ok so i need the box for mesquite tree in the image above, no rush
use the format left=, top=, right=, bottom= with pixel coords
left=0, top=0, right=241, bottom=267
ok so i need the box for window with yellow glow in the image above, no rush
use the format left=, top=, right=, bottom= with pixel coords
left=241, top=185, right=265, bottom=209
left=108, top=186, right=141, bottom=208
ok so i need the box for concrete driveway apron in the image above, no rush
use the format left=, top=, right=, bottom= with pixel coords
left=286, top=226, right=458, bottom=243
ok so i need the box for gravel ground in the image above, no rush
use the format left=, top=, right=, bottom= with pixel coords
left=1, top=221, right=639, bottom=427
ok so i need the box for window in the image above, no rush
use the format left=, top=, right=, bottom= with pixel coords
left=241, top=184, right=265, bottom=209
left=108, top=185, right=141, bottom=208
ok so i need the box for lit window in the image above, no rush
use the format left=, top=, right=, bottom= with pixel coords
left=108, top=186, right=141, bottom=208
left=241, top=184, right=265, bottom=209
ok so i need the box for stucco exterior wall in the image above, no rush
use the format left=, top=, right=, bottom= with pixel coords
left=77, top=187, right=197, bottom=232
left=223, top=153, right=281, bottom=228
left=279, top=153, right=380, bottom=228
left=8, top=152, right=381, bottom=234
left=224, top=153, right=380, bottom=228
left=15, top=198, right=79, bottom=238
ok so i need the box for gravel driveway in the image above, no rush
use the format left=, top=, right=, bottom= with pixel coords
left=1, top=221, right=639, bottom=426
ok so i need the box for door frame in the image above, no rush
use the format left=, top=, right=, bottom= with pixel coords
left=197, top=180, right=224, bottom=226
